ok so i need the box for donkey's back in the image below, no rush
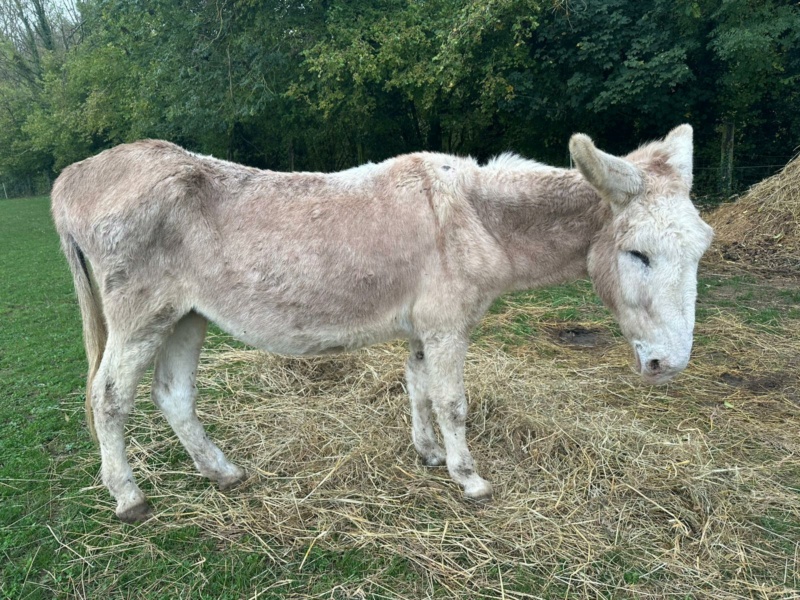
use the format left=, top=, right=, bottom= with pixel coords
left=52, top=141, right=501, bottom=361
left=53, top=140, right=509, bottom=521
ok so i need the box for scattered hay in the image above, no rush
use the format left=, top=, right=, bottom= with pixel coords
left=63, top=305, right=800, bottom=598
left=708, top=154, right=800, bottom=274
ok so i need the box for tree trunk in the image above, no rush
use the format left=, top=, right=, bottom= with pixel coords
left=719, top=121, right=735, bottom=198
left=426, top=116, right=442, bottom=152
left=356, top=140, right=364, bottom=165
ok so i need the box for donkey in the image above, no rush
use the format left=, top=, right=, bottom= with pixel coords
left=52, top=125, right=712, bottom=522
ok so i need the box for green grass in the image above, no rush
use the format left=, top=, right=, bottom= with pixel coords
left=488, top=280, right=605, bottom=319
left=0, top=197, right=90, bottom=599
left=696, top=273, right=800, bottom=331
left=474, top=281, right=615, bottom=350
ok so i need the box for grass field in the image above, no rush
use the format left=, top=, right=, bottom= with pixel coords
left=1, top=196, right=798, bottom=599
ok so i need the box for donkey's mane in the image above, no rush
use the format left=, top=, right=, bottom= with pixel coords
left=483, top=152, right=552, bottom=172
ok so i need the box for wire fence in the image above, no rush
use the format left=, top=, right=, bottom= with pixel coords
left=693, top=163, right=789, bottom=203
left=694, top=151, right=798, bottom=200
left=0, top=172, right=53, bottom=200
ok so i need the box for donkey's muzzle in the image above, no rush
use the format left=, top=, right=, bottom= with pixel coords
left=633, top=343, right=687, bottom=385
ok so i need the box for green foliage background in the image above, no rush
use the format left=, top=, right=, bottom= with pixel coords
left=0, top=0, right=798, bottom=197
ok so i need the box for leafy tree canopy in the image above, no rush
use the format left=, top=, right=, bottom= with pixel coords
left=0, top=0, right=797, bottom=198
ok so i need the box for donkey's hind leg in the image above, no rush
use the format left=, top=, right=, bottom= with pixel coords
left=406, top=339, right=446, bottom=466
left=151, top=312, right=245, bottom=490
left=93, top=323, right=172, bottom=523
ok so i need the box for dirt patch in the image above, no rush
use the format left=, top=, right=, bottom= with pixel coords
left=550, top=325, right=610, bottom=348
left=717, top=239, right=799, bottom=274
left=719, top=371, right=793, bottom=395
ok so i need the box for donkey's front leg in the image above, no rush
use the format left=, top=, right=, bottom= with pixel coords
left=425, top=335, right=492, bottom=502
left=406, top=339, right=446, bottom=466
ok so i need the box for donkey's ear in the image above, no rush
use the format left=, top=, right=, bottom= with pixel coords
left=663, top=124, right=693, bottom=188
left=569, top=133, right=643, bottom=211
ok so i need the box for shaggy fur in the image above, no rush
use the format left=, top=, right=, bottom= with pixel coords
left=52, top=125, right=712, bottom=522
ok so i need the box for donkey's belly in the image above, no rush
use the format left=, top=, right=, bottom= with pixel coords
left=238, top=319, right=410, bottom=356
left=190, top=230, right=424, bottom=355
left=197, top=294, right=415, bottom=356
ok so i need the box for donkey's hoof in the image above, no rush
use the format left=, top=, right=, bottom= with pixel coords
left=218, top=467, right=247, bottom=491
left=464, top=479, right=493, bottom=503
left=117, top=500, right=153, bottom=524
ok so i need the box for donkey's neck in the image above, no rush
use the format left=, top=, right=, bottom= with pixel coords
left=470, top=165, right=610, bottom=291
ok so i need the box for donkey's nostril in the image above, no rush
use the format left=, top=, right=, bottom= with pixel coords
left=647, top=359, right=661, bottom=373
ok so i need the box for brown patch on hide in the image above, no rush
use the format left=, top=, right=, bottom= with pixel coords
left=104, top=269, right=129, bottom=294
left=645, top=151, right=675, bottom=178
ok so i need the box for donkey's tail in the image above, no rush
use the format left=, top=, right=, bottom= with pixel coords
left=60, top=234, right=106, bottom=443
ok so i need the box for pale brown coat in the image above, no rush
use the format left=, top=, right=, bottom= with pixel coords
left=52, top=126, right=712, bottom=522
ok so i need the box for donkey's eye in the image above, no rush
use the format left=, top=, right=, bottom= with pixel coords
left=628, top=250, right=651, bottom=267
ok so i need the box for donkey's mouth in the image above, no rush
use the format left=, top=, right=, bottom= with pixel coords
left=640, top=370, right=679, bottom=386
left=632, top=345, right=682, bottom=385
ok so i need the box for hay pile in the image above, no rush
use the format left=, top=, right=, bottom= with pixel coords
left=708, top=154, right=800, bottom=273
left=61, top=302, right=800, bottom=599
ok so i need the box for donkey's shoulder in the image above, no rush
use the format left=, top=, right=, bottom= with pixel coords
left=385, top=151, right=480, bottom=196
left=380, top=152, right=479, bottom=221
left=397, top=151, right=479, bottom=178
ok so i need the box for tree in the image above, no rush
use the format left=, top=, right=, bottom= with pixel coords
left=0, top=0, right=798, bottom=198
left=0, top=0, right=80, bottom=194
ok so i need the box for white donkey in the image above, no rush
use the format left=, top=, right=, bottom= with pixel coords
left=52, top=125, right=712, bottom=522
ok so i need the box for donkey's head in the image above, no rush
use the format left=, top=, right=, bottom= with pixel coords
left=570, top=125, right=713, bottom=384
